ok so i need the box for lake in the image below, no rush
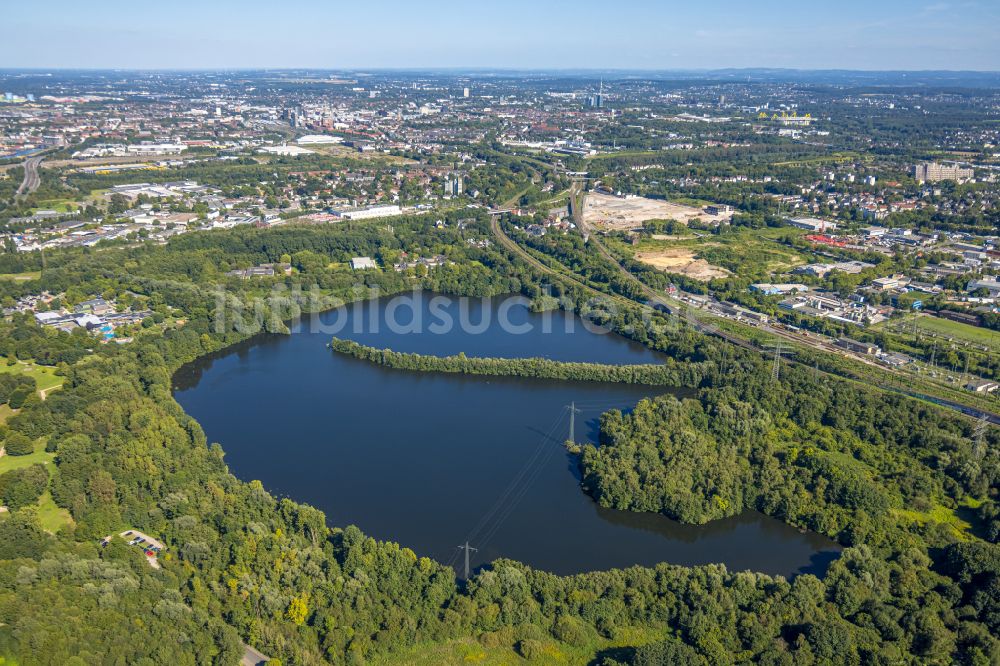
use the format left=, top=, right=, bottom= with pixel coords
left=173, top=291, right=840, bottom=577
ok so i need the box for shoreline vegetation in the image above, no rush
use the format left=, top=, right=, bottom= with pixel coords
left=328, top=336, right=711, bottom=387
left=0, top=216, right=996, bottom=665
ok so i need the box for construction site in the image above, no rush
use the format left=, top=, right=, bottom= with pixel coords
left=633, top=246, right=732, bottom=281
left=583, top=192, right=734, bottom=231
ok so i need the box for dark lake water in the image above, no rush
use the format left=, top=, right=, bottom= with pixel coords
left=173, top=291, right=840, bottom=577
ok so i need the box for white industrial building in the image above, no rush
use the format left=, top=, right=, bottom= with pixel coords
left=296, top=135, right=344, bottom=145
left=350, top=257, right=377, bottom=270
left=74, top=143, right=186, bottom=159
left=968, top=277, right=1000, bottom=297
left=259, top=145, right=315, bottom=156
left=334, top=204, right=403, bottom=220
left=787, top=217, right=837, bottom=232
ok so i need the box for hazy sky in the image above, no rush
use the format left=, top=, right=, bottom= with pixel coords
left=2, top=0, right=998, bottom=71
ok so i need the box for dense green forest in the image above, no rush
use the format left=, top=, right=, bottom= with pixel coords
left=0, top=218, right=997, bottom=664
left=328, top=337, right=712, bottom=387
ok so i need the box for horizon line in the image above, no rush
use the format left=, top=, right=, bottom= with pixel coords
left=2, top=66, right=1000, bottom=75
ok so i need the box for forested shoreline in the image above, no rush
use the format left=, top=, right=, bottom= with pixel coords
left=328, top=337, right=712, bottom=387
left=0, top=218, right=997, bottom=664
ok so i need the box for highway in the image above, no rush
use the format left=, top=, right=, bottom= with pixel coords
left=15, top=156, right=43, bottom=199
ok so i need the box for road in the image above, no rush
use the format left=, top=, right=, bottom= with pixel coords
left=241, top=644, right=269, bottom=666
left=15, top=156, right=43, bottom=199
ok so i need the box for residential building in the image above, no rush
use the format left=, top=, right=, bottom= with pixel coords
left=914, top=162, right=974, bottom=183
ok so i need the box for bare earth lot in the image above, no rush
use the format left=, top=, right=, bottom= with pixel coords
left=584, top=193, right=733, bottom=231
left=634, top=247, right=731, bottom=281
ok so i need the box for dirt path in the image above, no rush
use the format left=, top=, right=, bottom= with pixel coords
left=39, top=385, right=61, bottom=400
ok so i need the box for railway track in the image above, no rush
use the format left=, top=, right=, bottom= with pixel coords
left=490, top=214, right=1000, bottom=424
left=15, top=156, right=43, bottom=199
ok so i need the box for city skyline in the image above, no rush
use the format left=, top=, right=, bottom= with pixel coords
left=2, top=0, right=999, bottom=71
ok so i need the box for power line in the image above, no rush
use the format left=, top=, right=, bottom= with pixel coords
left=568, top=399, right=636, bottom=408
left=474, top=415, right=567, bottom=547
left=442, top=544, right=462, bottom=569
left=570, top=396, right=667, bottom=410
left=458, top=412, right=566, bottom=549
left=462, top=412, right=564, bottom=541
left=473, top=410, right=571, bottom=552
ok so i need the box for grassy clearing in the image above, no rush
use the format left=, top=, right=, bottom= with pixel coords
left=772, top=152, right=864, bottom=167
left=0, top=404, right=12, bottom=425
left=630, top=229, right=809, bottom=279
left=306, top=144, right=415, bottom=165
left=671, top=197, right=719, bottom=209
left=31, top=200, right=79, bottom=214
left=892, top=504, right=974, bottom=540
left=585, top=150, right=660, bottom=161
left=0, top=361, right=64, bottom=392
left=0, top=440, right=72, bottom=533
left=900, top=315, right=999, bottom=348
left=35, top=491, right=73, bottom=533
left=821, top=450, right=878, bottom=477
left=0, top=271, right=41, bottom=281
left=0, top=439, right=52, bottom=475
left=85, top=188, right=110, bottom=203
left=377, top=625, right=666, bottom=666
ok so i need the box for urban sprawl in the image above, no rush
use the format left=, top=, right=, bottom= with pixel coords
left=1, top=70, right=998, bottom=395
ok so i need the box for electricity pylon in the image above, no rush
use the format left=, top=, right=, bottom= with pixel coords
left=565, top=401, right=581, bottom=442
left=457, top=541, right=478, bottom=580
